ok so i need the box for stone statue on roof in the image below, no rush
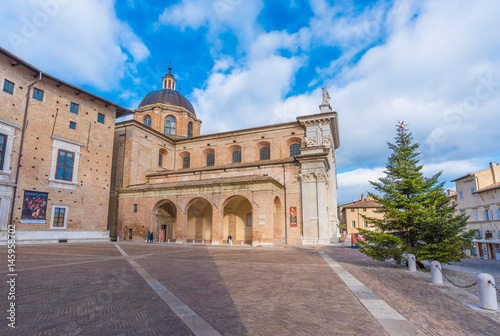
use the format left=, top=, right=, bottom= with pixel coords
left=321, top=86, right=330, bottom=105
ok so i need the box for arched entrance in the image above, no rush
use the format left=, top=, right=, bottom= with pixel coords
left=186, top=198, right=212, bottom=243
left=223, top=195, right=253, bottom=244
left=273, top=196, right=283, bottom=241
left=155, top=200, right=177, bottom=242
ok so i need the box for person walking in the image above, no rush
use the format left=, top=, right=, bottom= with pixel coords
left=147, top=231, right=151, bottom=243
left=228, top=234, right=232, bottom=245
left=151, top=231, right=154, bottom=243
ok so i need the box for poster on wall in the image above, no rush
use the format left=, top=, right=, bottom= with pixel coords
left=290, top=207, right=297, bottom=227
left=21, top=190, right=48, bottom=223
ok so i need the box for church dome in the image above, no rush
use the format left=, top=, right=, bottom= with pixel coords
left=139, top=89, right=196, bottom=116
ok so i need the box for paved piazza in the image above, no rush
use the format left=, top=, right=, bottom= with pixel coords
left=1, top=243, right=499, bottom=335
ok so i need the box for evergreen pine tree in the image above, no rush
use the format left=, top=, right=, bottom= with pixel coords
left=357, top=122, right=475, bottom=264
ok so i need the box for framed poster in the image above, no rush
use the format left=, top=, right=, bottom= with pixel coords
left=290, top=206, right=297, bottom=227
left=21, top=190, right=48, bottom=223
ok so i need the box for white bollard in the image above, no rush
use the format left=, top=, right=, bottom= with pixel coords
left=117, top=236, right=120, bottom=242
left=407, top=254, right=417, bottom=272
left=230, top=240, right=233, bottom=246
left=167, top=239, right=170, bottom=243
left=430, top=261, right=443, bottom=284
left=477, top=273, right=498, bottom=311
left=193, top=240, right=195, bottom=244
left=241, top=241, right=243, bottom=246
left=202, top=240, right=204, bottom=245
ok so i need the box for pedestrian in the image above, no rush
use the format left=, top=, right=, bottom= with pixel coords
left=147, top=231, right=151, bottom=243
left=151, top=231, right=154, bottom=243
left=228, top=235, right=232, bottom=245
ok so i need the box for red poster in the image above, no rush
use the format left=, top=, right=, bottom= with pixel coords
left=290, top=207, right=297, bottom=227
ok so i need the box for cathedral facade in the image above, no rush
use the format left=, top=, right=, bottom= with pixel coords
left=109, top=69, right=341, bottom=246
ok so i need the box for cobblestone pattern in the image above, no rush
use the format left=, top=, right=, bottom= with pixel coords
left=121, top=244, right=387, bottom=336
left=0, top=244, right=193, bottom=336
left=323, top=247, right=500, bottom=336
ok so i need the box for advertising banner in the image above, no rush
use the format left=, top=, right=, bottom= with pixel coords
left=21, top=190, right=48, bottom=223
left=290, top=207, right=297, bottom=227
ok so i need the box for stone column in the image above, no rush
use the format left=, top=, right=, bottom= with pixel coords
left=175, top=210, right=185, bottom=243
left=315, top=172, right=329, bottom=241
left=211, top=209, right=223, bottom=245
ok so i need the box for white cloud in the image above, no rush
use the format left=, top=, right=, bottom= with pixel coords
left=0, top=0, right=149, bottom=90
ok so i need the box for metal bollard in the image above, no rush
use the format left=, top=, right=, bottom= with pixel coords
left=430, top=261, right=443, bottom=284
left=407, top=254, right=417, bottom=272
left=477, top=273, right=498, bottom=311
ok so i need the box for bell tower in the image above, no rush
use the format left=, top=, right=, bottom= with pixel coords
left=162, top=66, right=176, bottom=90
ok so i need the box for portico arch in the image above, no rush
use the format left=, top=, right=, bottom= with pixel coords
left=186, top=197, right=212, bottom=243
left=153, top=200, right=177, bottom=242
left=223, top=195, right=253, bottom=244
left=273, top=196, right=284, bottom=240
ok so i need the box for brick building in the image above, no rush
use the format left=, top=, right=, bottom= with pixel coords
left=338, top=194, right=384, bottom=236
left=0, top=47, right=131, bottom=244
left=108, top=71, right=341, bottom=246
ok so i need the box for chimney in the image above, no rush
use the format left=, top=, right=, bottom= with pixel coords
left=361, top=194, right=365, bottom=201
left=491, top=162, right=500, bottom=183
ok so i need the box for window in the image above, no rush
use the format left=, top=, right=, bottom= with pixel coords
left=290, top=143, right=300, bottom=157
left=69, top=121, right=76, bottom=130
left=471, top=187, right=476, bottom=197
left=488, top=209, right=493, bottom=221
left=182, top=156, right=190, bottom=169
left=97, top=113, right=105, bottom=124
left=497, top=208, right=500, bottom=220
left=474, top=211, right=478, bottom=221
left=206, top=153, right=215, bottom=166
left=260, top=146, right=270, bottom=160
left=0, top=133, right=6, bottom=170
left=350, top=209, right=355, bottom=212
left=158, top=153, right=163, bottom=167
left=459, top=191, right=463, bottom=199
left=133, top=204, right=138, bottom=213
left=363, top=208, right=367, bottom=212
left=164, top=116, right=176, bottom=135
left=143, top=115, right=152, bottom=127
left=187, top=122, right=193, bottom=138
left=50, top=205, right=69, bottom=229
left=33, top=88, right=44, bottom=101
left=246, top=213, right=252, bottom=226
left=483, top=210, right=488, bottom=220
left=3, top=80, right=14, bottom=95
left=364, top=220, right=368, bottom=227
left=232, top=150, right=241, bottom=163
left=351, top=220, right=356, bottom=228
left=56, top=149, right=74, bottom=181
left=70, top=102, right=79, bottom=114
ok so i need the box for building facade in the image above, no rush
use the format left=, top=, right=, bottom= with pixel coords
left=109, top=71, right=341, bottom=246
left=452, top=162, right=500, bottom=260
left=0, top=47, right=131, bottom=244
left=338, top=194, right=383, bottom=237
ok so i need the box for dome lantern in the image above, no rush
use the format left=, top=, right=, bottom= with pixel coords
left=162, top=66, right=176, bottom=90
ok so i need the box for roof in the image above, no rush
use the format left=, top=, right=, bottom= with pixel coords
left=473, top=182, right=500, bottom=194
left=139, top=89, right=196, bottom=116
left=342, top=200, right=382, bottom=209
left=451, top=173, right=473, bottom=182
left=0, top=46, right=133, bottom=118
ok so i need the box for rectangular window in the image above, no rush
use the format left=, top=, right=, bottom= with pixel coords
left=133, top=204, right=137, bottom=213
left=69, top=121, right=76, bottom=130
left=33, top=88, right=44, bottom=101
left=70, top=102, right=79, bottom=114
left=246, top=213, right=252, bottom=226
left=459, top=191, right=463, bottom=199
left=488, top=209, right=493, bottom=221
left=182, top=156, right=190, bottom=169
left=0, top=133, right=6, bottom=170
left=56, top=149, right=74, bottom=181
left=363, top=208, right=367, bottom=212
left=497, top=208, right=500, bottom=219
left=158, top=153, right=163, bottom=167
left=483, top=210, right=488, bottom=220
left=350, top=209, right=355, bottom=212
left=351, top=220, right=356, bottom=228
left=471, top=187, right=476, bottom=197
left=364, top=220, right=368, bottom=227
left=52, top=207, right=66, bottom=227
left=474, top=211, right=478, bottom=221
left=232, top=150, right=241, bottom=163
left=3, top=79, right=14, bottom=94
left=97, top=113, right=105, bottom=124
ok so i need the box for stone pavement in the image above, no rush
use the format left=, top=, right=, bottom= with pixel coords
left=0, top=242, right=498, bottom=335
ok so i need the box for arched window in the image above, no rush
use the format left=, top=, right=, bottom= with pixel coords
left=260, top=146, right=270, bottom=160
left=164, top=116, right=176, bottom=135
left=158, top=152, right=163, bottom=167
left=187, top=122, right=193, bottom=138
left=182, top=156, right=190, bottom=169
left=290, top=143, right=300, bottom=157
left=206, top=153, right=215, bottom=166
left=143, top=115, right=152, bottom=127
left=232, top=150, right=241, bottom=163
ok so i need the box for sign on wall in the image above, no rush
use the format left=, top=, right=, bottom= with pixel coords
left=21, top=190, right=48, bottom=223
left=290, top=206, right=297, bottom=227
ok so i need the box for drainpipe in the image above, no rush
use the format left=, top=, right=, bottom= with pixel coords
left=283, top=163, right=288, bottom=245
left=9, top=71, right=42, bottom=225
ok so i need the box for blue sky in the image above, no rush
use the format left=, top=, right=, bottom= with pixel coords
left=1, top=0, right=499, bottom=204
